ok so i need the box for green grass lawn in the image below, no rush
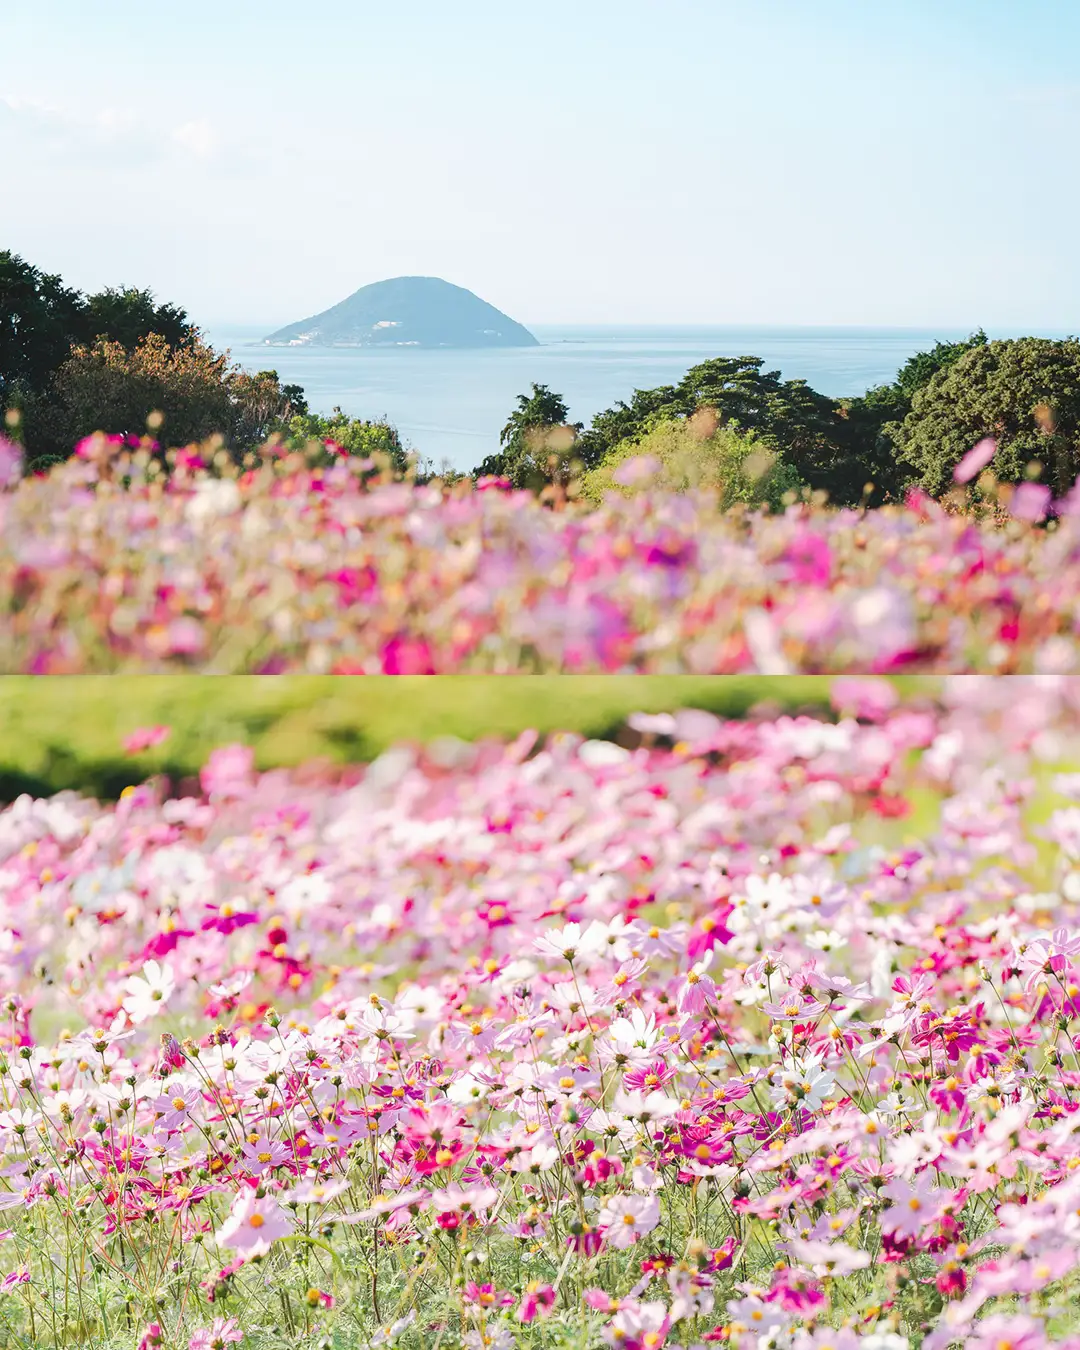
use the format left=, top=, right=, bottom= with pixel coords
left=0, top=675, right=940, bottom=799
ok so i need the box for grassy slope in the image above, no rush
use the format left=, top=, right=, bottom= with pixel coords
left=0, top=676, right=939, bottom=800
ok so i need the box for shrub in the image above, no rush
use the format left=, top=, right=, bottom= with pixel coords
left=28, top=332, right=235, bottom=458
left=578, top=412, right=804, bottom=510
left=280, top=406, right=411, bottom=474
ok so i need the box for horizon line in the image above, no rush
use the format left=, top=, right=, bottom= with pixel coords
left=199, top=320, right=1077, bottom=337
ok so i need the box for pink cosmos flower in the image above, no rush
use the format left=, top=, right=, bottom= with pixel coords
left=200, top=744, right=255, bottom=800
left=1010, top=482, right=1052, bottom=522
left=430, top=1183, right=499, bottom=1219
left=966, top=1314, right=1049, bottom=1350
left=784, top=529, right=832, bottom=586
left=534, top=923, right=585, bottom=963
left=601, top=1299, right=671, bottom=1350
left=783, top=1237, right=871, bottom=1276
left=0, top=436, right=21, bottom=490
left=612, top=454, right=661, bottom=486
left=215, top=1189, right=293, bottom=1257
left=677, top=960, right=716, bottom=1013
left=240, top=1135, right=291, bottom=1176
left=463, top=1281, right=514, bottom=1308
left=188, top=1317, right=243, bottom=1350
left=830, top=677, right=898, bottom=721
left=597, top=1194, right=660, bottom=1248
left=123, top=725, right=171, bottom=755
left=879, top=1173, right=949, bottom=1239
left=152, top=1082, right=201, bottom=1132
left=953, top=436, right=996, bottom=484
left=518, top=1281, right=556, bottom=1322
left=380, top=636, right=436, bottom=675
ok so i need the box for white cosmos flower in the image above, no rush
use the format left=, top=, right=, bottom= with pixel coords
left=612, top=1088, right=680, bottom=1121
left=609, top=1008, right=658, bottom=1051
left=446, top=1073, right=488, bottom=1104
left=534, top=923, right=584, bottom=962
left=120, top=960, right=176, bottom=1024
left=768, top=1052, right=836, bottom=1112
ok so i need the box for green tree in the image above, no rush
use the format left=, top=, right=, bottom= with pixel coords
left=893, top=329, right=989, bottom=401
left=282, top=406, right=409, bottom=474
left=80, top=286, right=196, bottom=353
left=893, top=336, right=1080, bottom=496
left=32, top=332, right=235, bottom=457
left=840, top=330, right=989, bottom=499
left=579, top=413, right=803, bottom=511
left=574, top=384, right=682, bottom=470
left=0, top=251, right=86, bottom=404
left=574, top=357, right=861, bottom=502
left=476, top=383, right=583, bottom=488
left=228, top=368, right=308, bottom=450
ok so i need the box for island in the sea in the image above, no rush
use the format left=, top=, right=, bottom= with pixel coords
left=263, top=276, right=539, bottom=349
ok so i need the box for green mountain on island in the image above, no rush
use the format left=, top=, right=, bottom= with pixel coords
left=263, top=276, right=539, bottom=349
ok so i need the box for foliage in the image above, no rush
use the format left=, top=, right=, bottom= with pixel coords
left=475, top=383, right=583, bottom=488
left=578, top=414, right=803, bottom=511
left=81, top=284, right=197, bottom=353
left=892, top=328, right=990, bottom=400
left=0, top=250, right=86, bottom=404
left=29, top=332, right=237, bottom=457
left=573, top=357, right=866, bottom=504
left=839, top=331, right=990, bottom=500
left=892, top=336, right=1080, bottom=495
left=0, top=254, right=200, bottom=407
left=281, top=406, right=410, bottom=474
left=0, top=252, right=330, bottom=467
left=229, top=369, right=308, bottom=450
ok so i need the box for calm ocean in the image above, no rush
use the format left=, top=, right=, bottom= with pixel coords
left=205, top=324, right=1051, bottom=473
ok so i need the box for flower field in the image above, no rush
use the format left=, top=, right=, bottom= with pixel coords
left=5, top=441, right=1080, bottom=673
left=3, top=679, right=1080, bottom=1348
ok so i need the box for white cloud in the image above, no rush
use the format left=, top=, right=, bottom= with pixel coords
left=172, top=119, right=218, bottom=158
left=0, top=94, right=222, bottom=168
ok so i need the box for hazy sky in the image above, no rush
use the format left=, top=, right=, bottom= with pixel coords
left=2, top=0, right=1078, bottom=329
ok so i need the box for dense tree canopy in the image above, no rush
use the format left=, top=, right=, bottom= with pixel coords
left=474, top=383, right=583, bottom=488
left=229, top=369, right=308, bottom=448
left=21, top=334, right=322, bottom=467
left=838, top=330, right=990, bottom=499
left=0, top=251, right=86, bottom=403
left=0, top=252, right=342, bottom=467
left=574, top=357, right=870, bottom=504
left=0, top=253, right=200, bottom=407
left=32, top=333, right=237, bottom=457
left=81, top=286, right=197, bottom=354
left=892, top=336, right=1080, bottom=495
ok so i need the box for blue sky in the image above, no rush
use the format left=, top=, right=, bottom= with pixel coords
left=2, top=0, right=1078, bottom=328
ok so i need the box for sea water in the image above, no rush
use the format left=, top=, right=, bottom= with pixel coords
left=206, top=324, right=1059, bottom=473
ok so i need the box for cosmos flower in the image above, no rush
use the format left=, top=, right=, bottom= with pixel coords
left=121, top=960, right=177, bottom=1024
left=215, top=1189, right=293, bottom=1257
left=597, top=1194, right=661, bottom=1248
